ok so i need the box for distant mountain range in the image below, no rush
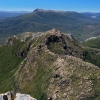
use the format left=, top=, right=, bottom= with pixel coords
left=81, top=12, right=100, bottom=20
left=0, top=9, right=100, bottom=42
left=0, top=11, right=30, bottom=20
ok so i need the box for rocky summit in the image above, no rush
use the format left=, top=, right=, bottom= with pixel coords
left=0, top=29, right=100, bottom=100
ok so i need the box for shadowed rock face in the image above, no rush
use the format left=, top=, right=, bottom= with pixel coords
left=45, top=29, right=86, bottom=60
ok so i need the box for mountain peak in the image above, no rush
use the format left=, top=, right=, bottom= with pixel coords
left=50, top=28, right=61, bottom=34
left=33, top=8, right=62, bottom=13
left=33, top=8, right=44, bottom=12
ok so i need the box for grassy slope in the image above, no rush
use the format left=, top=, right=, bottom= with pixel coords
left=82, top=37, right=100, bottom=49
left=0, top=45, right=23, bottom=92
left=81, top=37, right=100, bottom=68
left=0, top=36, right=31, bottom=93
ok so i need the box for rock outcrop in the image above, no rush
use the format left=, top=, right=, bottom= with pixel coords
left=0, top=92, right=36, bottom=100
left=6, top=35, right=31, bottom=58
left=0, top=92, right=16, bottom=100
left=15, top=93, right=36, bottom=100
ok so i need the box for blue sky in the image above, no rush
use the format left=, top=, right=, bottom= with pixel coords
left=0, top=0, right=100, bottom=12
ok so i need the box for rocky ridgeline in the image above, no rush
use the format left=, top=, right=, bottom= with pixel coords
left=11, top=29, right=100, bottom=100
left=6, top=28, right=85, bottom=59
left=2, top=28, right=100, bottom=100
left=6, top=35, right=31, bottom=58
left=33, top=8, right=75, bottom=14
left=33, top=8, right=63, bottom=13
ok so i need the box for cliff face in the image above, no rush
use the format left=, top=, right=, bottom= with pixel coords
left=0, top=29, right=100, bottom=100
left=10, top=29, right=100, bottom=100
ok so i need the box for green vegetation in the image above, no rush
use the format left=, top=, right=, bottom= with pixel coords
left=9, top=37, right=28, bottom=57
left=85, top=51, right=100, bottom=67
left=81, top=37, right=100, bottom=68
left=0, top=38, right=6, bottom=45
left=0, top=45, right=23, bottom=92
left=82, top=37, right=100, bottom=49
left=0, top=36, right=31, bottom=93
left=32, top=52, right=56, bottom=100
left=47, top=42, right=64, bottom=55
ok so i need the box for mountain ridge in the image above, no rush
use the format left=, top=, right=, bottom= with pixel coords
left=0, top=29, right=100, bottom=100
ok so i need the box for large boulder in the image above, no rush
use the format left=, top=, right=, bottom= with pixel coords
left=0, top=92, right=15, bottom=100
left=0, top=92, right=37, bottom=100
left=15, top=93, right=36, bottom=100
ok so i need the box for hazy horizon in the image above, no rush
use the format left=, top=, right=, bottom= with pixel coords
left=0, top=9, right=100, bottom=13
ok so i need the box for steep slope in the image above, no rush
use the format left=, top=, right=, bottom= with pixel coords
left=14, top=48, right=100, bottom=100
left=81, top=37, right=100, bottom=68
left=0, top=35, right=32, bottom=92
left=0, top=29, right=100, bottom=100
left=82, top=36, right=100, bottom=49
left=0, top=9, right=100, bottom=42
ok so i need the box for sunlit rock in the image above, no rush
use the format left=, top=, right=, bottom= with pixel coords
left=15, top=93, right=37, bottom=100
